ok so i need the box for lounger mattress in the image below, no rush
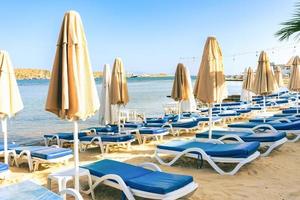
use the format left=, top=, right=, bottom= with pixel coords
left=13, top=146, right=72, bottom=160
left=82, top=159, right=193, bottom=194
left=157, top=140, right=259, bottom=158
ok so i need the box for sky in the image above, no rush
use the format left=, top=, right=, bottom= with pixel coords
left=0, top=0, right=298, bottom=75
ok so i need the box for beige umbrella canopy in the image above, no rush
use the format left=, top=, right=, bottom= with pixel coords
left=110, top=57, right=129, bottom=126
left=252, top=51, right=278, bottom=95
left=252, top=51, right=278, bottom=114
left=110, top=57, right=129, bottom=105
left=242, top=67, right=254, bottom=91
left=274, top=66, right=284, bottom=88
left=0, top=51, right=23, bottom=164
left=45, top=11, right=99, bottom=190
left=241, top=67, right=254, bottom=102
left=194, top=37, right=227, bottom=104
left=194, top=36, right=227, bottom=139
left=171, top=63, right=190, bottom=101
left=171, top=63, right=190, bottom=119
left=286, top=56, right=295, bottom=67
left=288, top=56, right=300, bottom=91
left=288, top=56, right=300, bottom=113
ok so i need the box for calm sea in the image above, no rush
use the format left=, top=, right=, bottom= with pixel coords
left=2, top=77, right=242, bottom=144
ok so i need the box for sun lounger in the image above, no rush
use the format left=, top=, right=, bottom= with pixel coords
left=79, top=133, right=135, bottom=153
left=0, top=143, right=19, bottom=166
left=44, top=132, right=135, bottom=153
left=228, top=121, right=300, bottom=142
left=0, top=180, right=83, bottom=200
left=143, top=118, right=201, bottom=136
left=81, top=159, right=198, bottom=200
left=44, top=132, right=88, bottom=147
left=249, top=116, right=300, bottom=123
left=11, top=146, right=73, bottom=172
left=155, top=140, right=260, bottom=175
left=0, top=162, right=9, bottom=179
left=196, top=130, right=287, bottom=156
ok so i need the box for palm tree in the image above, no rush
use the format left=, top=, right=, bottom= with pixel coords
left=276, top=2, right=300, bottom=41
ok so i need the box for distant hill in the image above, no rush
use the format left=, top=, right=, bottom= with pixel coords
left=15, top=69, right=51, bottom=80
left=14, top=68, right=171, bottom=80
left=14, top=69, right=104, bottom=80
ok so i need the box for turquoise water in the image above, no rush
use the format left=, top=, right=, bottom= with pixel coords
left=2, top=77, right=242, bottom=144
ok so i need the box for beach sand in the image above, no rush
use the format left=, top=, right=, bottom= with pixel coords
left=1, top=114, right=299, bottom=200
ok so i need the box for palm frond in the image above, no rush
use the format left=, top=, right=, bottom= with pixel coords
left=275, top=2, right=300, bottom=41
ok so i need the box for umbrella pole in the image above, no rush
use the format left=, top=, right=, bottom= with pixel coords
left=118, top=105, right=121, bottom=133
left=1, top=118, right=8, bottom=164
left=208, top=105, right=212, bottom=140
left=263, top=95, right=266, bottom=123
left=296, top=92, right=299, bottom=114
left=73, top=121, right=80, bottom=191
left=178, top=101, right=181, bottom=121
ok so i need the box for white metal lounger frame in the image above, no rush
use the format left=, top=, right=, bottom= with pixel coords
left=155, top=138, right=260, bottom=175
left=15, top=147, right=73, bottom=172
left=135, top=130, right=170, bottom=144
left=196, top=133, right=287, bottom=157
left=81, top=162, right=198, bottom=200
left=228, top=123, right=300, bottom=142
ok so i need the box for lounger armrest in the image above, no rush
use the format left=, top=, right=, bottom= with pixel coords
left=252, top=124, right=277, bottom=132
left=60, top=188, right=84, bottom=200
left=162, top=123, right=172, bottom=129
left=271, top=118, right=292, bottom=123
left=218, top=134, right=245, bottom=143
left=137, top=162, right=162, bottom=172
left=293, top=114, right=300, bottom=117
left=89, top=128, right=97, bottom=134
left=90, top=136, right=102, bottom=143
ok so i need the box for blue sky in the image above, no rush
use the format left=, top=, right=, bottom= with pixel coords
left=0, top=0, right=297, bottom=75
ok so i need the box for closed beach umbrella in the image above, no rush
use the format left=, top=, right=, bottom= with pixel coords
left=241, top=67, right=254, bottom=102
left=110, top=57, right=129, bottom=130
left=171, top=63, right=190, bottom=119
left=288, top=56, right=300, bottom=113
left=194, top=37, right=227, bottom=139
left=99, top=64, right=112, bottom=125
left=181, top=66, right=197, bottom=112
left=274, top=66, right=284, bottom=88
left=0, top=51, right=23, bottom=164
left=274, top=66, right=284, bottom=98
left=286, top=56, right=295, bottom=67
left=252, top=51, right=278, bottom=113
left=45, top=11, right=99, bottom=190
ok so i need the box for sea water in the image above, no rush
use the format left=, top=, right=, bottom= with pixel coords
left=2, top=77, right=242, bottom=144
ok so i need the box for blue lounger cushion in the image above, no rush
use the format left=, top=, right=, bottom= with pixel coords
left=138, top=127, right=168, bottom=134
left=157, top=140, right=260, bottom=158
left=196, top=130, right=286, bottom=142
left=0, top=143, right=18, bottom=151
left=171, top=120, right=199, bottom=128
left=88, top=125, right=119, bottom=133
left=218, top=112, right=240, bottom=117
left=250, top=116, right=300, bottom=123
left=283, top=109, right=298, bottom=114
left=124, top=122, right=144, bottom=129
left=82, top=159, right=193, bottom=194
left=43, top=132, right=88, bottom=140
left=80, top=134, right=134, bottom=142
left=144, top=123, right=167, bottom=128
left=228, top=121, right=300, bottom=130
left=12, top=146, right=72, bottom=160
left=0, top=162, right=8, bottom=172
left=236, top=109, right=251, bottom=114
